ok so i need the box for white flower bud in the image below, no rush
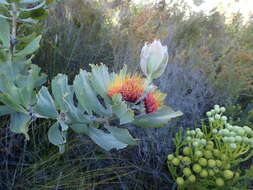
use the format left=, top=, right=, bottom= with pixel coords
left=140, top=40, right=169, bottom=79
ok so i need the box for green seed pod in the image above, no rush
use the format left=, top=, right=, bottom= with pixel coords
left=223, top=170, right=234, bottom=179
left=208, top=169, right=215, bottom=176
left=216, top=160, right=222, bottom=168
left=216, top=178, right=224, bottom=187
left=199, top=158, right=207, bottom=166
left=211, top=109, right=216, bottom=115
left=193, top=164, right=202, bottom=173
left=188, top=175, right=196, bottom=183
left=237, top=128, right=245, bottom=136
left=204, top=150, right=213, bottom=159
left=167, top=154, right=174, bottom=161
left=213, top=149, right=220, bottom=157
left=228, top=137, right=235, bottom=143
left=172, top=158, right=180, bottom=166
left=176, top=177, right=185, bottom=186
left=195, top=150, right=203, bottom=158
left=200, top=169, right=208, bottom=178
left=182, top=157, right=191, bottom=165
left=208, top=159, right=216, bottom=168
left=214, top=105, right=220, bottom=113
left=183, top=147, right=191, bottom=156
left=183, top=168, right=192, bottom=177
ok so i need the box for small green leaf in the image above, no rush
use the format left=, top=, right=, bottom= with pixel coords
left=48, top=122, right=67, bottom=153
left=15, top=35, right=41, bottom=57
left=105, top=126, right=137, bottom=145
left=87, top=127, right=128, bottom=151
left=0, top=17, right=10, bottom=48
left=10, top=112, right=31, bottom=140
left=34, top=86, right=58, bottom=119
left=134, top=106, right=183, bottom=127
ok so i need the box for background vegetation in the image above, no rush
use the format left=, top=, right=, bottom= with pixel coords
left=0, top=0, right=252, bottom=189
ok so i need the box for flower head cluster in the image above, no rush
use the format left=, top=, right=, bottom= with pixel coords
left=107, top=73, right=165, bottom=113
left=167, top=105, right=253, bottom=189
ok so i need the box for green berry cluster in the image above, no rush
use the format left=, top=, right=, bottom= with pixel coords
left=167, top=105, right=253, bottom=189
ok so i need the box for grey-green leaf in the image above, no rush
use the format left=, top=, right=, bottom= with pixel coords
left=87, top=127, right=128, bottom=151
left=0, top=17, right=10, bottom=48
left=48, top=122, right=67, bottom=153
left=105, top=126, right=137, bottom=146
left=34, top=86, right=58, bottom=119
left=10, top=112, right=31, bottom=140
left=0, top=105, right=15, bottom=116
left=134, top=106, right=183, bottom=127
left=15, top=35, right=41, bottom=57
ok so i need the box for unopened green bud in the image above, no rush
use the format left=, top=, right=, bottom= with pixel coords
left=208, top=159, right=216, bottom=168
left=176, top=177, right=185, bottom=186
left=182, top=157, right=191, bottom=165
left=193, top=164, right=202, bottom=173
left=212, top=129, right=218, bottom=134
left=167, top=154, right=174, bottom=161
left=195, top=150, right=203, bottom=158
left=188, top=175, right=196, bottom=183
left=206, top=111, right=212, bottom=117
left=221, top=116, right=227, bottom=122
left=213, top=149, right=220, bottom=157
left=235, top=136, right=242, bottom=142
left=183, top=168, right=192, bottom=177
left=216, top=178, right=224, bottom=187
left=209, top=117, right=214, bottom=122
left=193, top=142, right=199, bottom=147
left=223, top=170, right=234, bottom=179
left=215, top=114, right=221, bottom=120
left=200, top=169, right=208, bottom=178
left=220, top=107, right=226, bottom=112
left=172, top=158, right=180, bottom=166
left=216, top=160, right=222, bottom=168
left=208, top=169, right=215, bottom=176
left=200, top=139, right=207, bottom=146
left=204, top=150, right=213, bottom=159
left=183, top=147, right=191, bottom=156
left=199, top=158, right=207, bottom=166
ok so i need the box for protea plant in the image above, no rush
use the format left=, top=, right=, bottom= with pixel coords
left=0, top=0, right=183, bottom=152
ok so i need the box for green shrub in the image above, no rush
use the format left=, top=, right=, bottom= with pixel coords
left=167, top=105, right=253, bottom=190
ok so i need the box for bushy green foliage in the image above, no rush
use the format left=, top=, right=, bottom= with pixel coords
left=167, top=105, right=253, bottom=190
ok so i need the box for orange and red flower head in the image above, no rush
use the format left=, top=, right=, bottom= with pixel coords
left=144, top=91, right=166, bottom=113
left=107, top=73, right=165, bottom=113
left=107, top=74, right=145, bottom=103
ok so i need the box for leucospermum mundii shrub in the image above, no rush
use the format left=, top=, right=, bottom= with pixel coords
left=167, top=105, right=253, bottom=190
left=0, top=0, right=182, bottom=153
